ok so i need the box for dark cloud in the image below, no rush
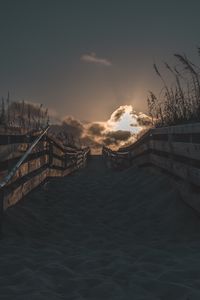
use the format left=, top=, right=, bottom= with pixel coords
left=137, top=115, right=152, bottom=126
left=103, top=130, right=131, bottom=146
left=62, top=116, right=84, bottom=138
left=106, top=130, right=131, bottom=141
left=87, top=123, right=105, bottom=136
left=112, top=107, right=126, bottom=122
left=49, top=116, right=85, bottom=148
left=81, top=135, right=100, bottom=147
left=49, top=106, right=151, bottom=152
left=102, top=137, right=115, bottom=146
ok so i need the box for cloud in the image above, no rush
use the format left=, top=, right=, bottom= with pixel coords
left=103, top=130, right=132, bottom=146
left=112, top=107, right=126, bottom=122
left=106, top=130, right=131, bottom=142
left=80, top=52, right=112, bottom=66
left=49, top=116, right=85, bottom=147
left=108, top=105, right=141, bottom=134
left=61, top=116, right=84, bottom=138
left=136, top=112, right=152, bottom=126
left=87, top=123, right=106, bottom=136
left=50, top=105, right=151, bottom=153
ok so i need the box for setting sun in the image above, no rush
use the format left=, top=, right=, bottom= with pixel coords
left=107, top=105, right=142, bottom=133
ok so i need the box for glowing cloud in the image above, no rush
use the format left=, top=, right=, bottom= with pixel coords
left=50, top=105, right=152, bottom=153
left=107, top=105, right=143, bottom=134
left=80, top=52, right=112, bottom=66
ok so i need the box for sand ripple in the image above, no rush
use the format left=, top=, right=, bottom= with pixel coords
left=1, top=156, right=200, bottom=299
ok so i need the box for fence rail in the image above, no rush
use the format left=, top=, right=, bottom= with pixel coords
left=0, top=127, right=90, bottom=232
left=102, top=123, right=200, bottom=187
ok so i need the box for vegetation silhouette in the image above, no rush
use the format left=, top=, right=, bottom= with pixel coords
left=0, top=94, right=49, bottom=133
left=147, top=48, right=200, bottom=127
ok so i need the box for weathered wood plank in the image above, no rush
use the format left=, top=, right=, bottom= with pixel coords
left=0, top=131, right=90, bottom=211
left=4, top=168, right=49, bottom=209
left=103, top=123, right=200, bottom=186
left=149, top=140, right=200, bottom=161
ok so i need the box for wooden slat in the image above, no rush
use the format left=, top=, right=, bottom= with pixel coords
left=150, top=153, right=200, bottom=186
left=149, top=140, right=200, bottom=161
left=103, top=123, right=200, bottom=186
left=4, top=168, right=49, bottom=209
left=0, top=131, right=90, bottom=211
left=151, top=123, right=200, bottom=134
left=0, top=150, right=48, bottom=171
left=0, top=133, right=43, bottom=145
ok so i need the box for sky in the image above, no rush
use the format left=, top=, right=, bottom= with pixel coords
left=0, top=0, right=200, bottom=121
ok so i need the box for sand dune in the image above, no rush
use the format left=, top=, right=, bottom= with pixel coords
left=1, top=156, right=200, bottom=299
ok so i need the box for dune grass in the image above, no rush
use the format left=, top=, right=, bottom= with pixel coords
left=147, top=47, right=200, bottom=127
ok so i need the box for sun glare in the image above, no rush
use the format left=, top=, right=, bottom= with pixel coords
left=107, top=105, right=142, bottom=133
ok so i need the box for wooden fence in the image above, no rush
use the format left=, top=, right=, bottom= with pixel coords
left=102, top=123, right=200, bottom=187
left=0, top=128, right=90, bottom=217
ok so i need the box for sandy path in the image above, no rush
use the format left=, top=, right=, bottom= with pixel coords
left=1, top=156, right=200, bottom=299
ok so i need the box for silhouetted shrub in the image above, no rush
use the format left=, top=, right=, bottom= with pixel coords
left=147, top=48, right=200, bottom=127
left=0, top=93, right=49, bottom=132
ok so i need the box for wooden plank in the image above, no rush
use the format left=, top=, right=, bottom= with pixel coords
left=149, top=140, right=200, bottom=161
left=150, top=153, right=200, bottom=186
left=0, top=150, right=48, bottom=172
left=0, top=131, right=90, bottom=212
left=4, top=168, right=49, bottom=209
left=152, top=123, right=200, bottom=134
left=0, top=134, right=37, bottom=145
left=129, top=143, right=149, bottom=157
left=52, top=157, right=64, bottom=168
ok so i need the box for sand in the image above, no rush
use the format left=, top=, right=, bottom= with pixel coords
left=1, top=156, right=200, bottom=299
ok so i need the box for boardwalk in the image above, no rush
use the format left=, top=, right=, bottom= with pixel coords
left=1, top=156, right=200, bottom=299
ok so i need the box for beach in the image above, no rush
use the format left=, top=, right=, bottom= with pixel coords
left=1, top=156, right=200, bottom=299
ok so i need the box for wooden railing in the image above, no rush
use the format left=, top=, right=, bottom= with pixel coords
left=0, top=127, right=90, bottom=230
left=103, top=123, right=200, bottom=187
